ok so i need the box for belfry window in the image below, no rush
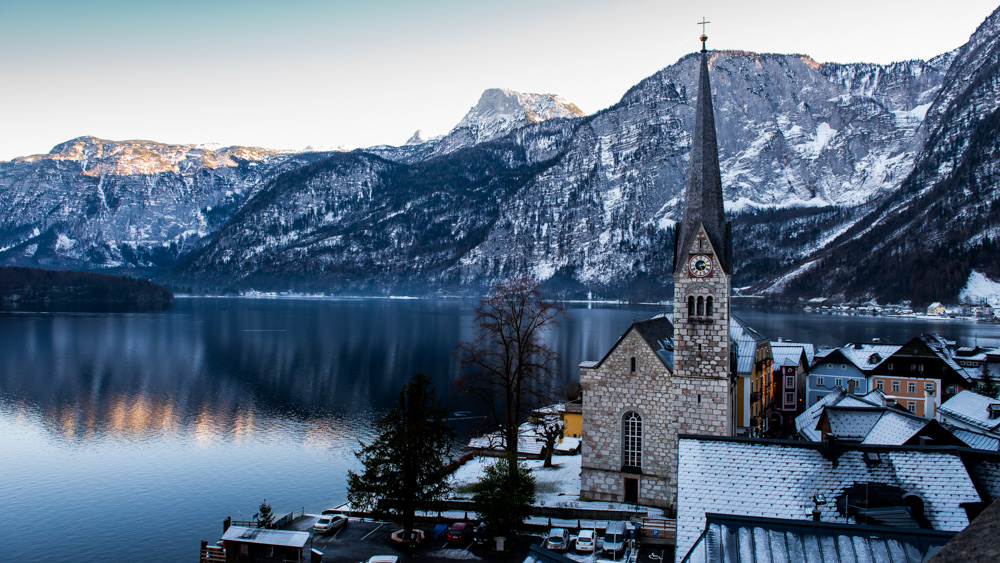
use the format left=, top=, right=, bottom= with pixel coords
left=697, top=296, right=704, bottom=316
left=706, top=296, right=714, bottom=317
left=622, top=411, right=642, bottom=468
left=688, top=296, right=695, bottom=318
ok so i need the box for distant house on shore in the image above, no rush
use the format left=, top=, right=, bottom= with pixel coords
left=214, top=526, right=309, bottom=563
left=927, top=302, right=947, bottom=315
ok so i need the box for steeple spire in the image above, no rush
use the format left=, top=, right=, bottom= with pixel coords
left=673, top=31, right=731, bottom=275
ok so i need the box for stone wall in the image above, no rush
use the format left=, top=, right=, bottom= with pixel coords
left=580, top=329, right=675, bottom=508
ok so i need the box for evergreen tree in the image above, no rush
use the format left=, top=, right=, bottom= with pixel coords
left=979, top=362, right=999, bottom=398
left=257, top=499, right=275, bottom=529
left=472, top=455, right=536, bottom=543
left=347, top=373, right=454, bottom=539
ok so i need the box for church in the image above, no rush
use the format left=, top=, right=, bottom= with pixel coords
left=579, top=32, right=736, bottom=511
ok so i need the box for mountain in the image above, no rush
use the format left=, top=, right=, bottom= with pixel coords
left=3, top=8, right=1000, bottom=303
left=0, top=136, right=330, bottom=271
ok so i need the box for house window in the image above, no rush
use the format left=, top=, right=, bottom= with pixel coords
left=892, top=381, right=900, bottom=392
left=925, top=382, right=934, bottom=393
left=622, top=412, right=642, bottom=468
left=240, top=544, right=249, bottom=556
left=785, top=375, right=794, bottom=388
left=688, top=296, right=695, bottom=318
left=835, top=378, right=842, bottom=387
left=876, top=380, right=884, bottom=391
left=785, top=392, right=794, bottom=405
left=827, top=363, right=833, bottom=369
left=918, top=364, right=924, bottom=372
left=630, top=357, right=636, bottom=373
left=888, top=363, right=894, bottom=371
left=697, top=296, right=704, bottom=316
left=817, top=377, right=824, bottom=386
left=706, top=296, right=714, bottom=317
left=907, top=401, right=916, bottom=413
left=908, top=382, right=916, bottom=394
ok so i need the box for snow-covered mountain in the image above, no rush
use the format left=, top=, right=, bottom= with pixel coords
left=3, top=7, right=1000, bottom=303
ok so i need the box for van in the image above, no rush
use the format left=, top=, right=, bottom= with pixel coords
left=602, top=521, right=627, bottom=556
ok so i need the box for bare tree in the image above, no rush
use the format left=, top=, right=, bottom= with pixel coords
left=458, top=277, right=563, bottom=458
left=531, top=413, right=564, bottom=468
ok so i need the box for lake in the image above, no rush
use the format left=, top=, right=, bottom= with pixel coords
left=1, top=298, right=998, bottom=561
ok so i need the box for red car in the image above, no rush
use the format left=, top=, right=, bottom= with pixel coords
left=446, top=522, right=472, bottom=544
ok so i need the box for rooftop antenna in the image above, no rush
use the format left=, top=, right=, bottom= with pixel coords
left=697, top=17, right=710, bottom=52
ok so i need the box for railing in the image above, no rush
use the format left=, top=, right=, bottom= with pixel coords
left=199, top=541, right=226, bottom=563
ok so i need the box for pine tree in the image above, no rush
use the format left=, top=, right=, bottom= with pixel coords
left=978, top=362, right=999, bottom=398
left=257, top=499, right=275, bottom=529
left=472, top=455, right=536, bottom=542
left=347, top=373, right=454, bottom=539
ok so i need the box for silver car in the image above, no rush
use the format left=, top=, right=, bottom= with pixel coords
left=544, top=528, right=570, bottom=552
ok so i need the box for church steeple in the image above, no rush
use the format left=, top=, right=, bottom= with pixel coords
left=673, top=34, right=731, bottom=274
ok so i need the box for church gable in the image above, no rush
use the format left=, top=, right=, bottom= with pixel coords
left=587, top=316, right=675, bottom=373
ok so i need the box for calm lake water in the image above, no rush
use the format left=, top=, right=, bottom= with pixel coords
left=1, top=298, right=999, bottom=561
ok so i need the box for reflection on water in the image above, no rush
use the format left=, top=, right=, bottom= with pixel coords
left=0, top=298, right=653, bottom=562
left=5, top=298, right=995, bottom=562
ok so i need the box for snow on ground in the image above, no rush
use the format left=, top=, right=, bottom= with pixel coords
left=450, top=453, right=663, bottom=516
left=960, top=270, right=1000, bottom=304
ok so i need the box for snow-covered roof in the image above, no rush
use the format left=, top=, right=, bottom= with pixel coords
left=771, top=346, right=806, bottom=368
left=771, top=341, right=816, bottom=365
left=221, top=526, right=310, bottom=548
left=795, top=389, right=885, bottom=442
left=835, top=343, right=901, bottom=371
left=675, top=437, right=983, bottom=559
left=822, top=407, right=884, bottom=440
left=939, top=390, right=1000, bottom=433
left=861, top=411, right=930, bottom=445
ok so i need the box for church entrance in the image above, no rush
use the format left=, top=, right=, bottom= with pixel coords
left=624, top=477, right=639, bottom=504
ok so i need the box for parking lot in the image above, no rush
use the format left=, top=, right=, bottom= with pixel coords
left=289, top=516, right=673, bottom=563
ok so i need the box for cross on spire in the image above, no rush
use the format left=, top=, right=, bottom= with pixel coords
left=698, top=17, right=710, bottom=52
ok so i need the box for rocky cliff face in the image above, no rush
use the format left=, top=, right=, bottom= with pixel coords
left=3, top=8, right=1000, bottom=302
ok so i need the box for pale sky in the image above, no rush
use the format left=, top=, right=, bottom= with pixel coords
left=1, top=0, right=997, bottom=161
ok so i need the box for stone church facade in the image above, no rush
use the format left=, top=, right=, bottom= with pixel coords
left=580, top=39, right=734, bottom=511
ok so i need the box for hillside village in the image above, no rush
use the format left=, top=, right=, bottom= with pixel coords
left=201, top=32, right=1000, bottom=563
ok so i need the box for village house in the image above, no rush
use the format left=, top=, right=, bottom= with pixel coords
left=733, top=318, right=771, bottom=436
left=808, top=342, right=898, bottom=405
left=870, top=334, right=973, bottom=417
left=939, top=390, right=1000, bottom=442
left=766, top=341, right=813, bottom=435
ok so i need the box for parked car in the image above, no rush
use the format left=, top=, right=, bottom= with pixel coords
left=603, top=521, right=628, bottom=555
left=313, top=513, right=348, bottom=534
left=544, top=528, right=570, bottom=552
left=473, top=523, right=490, bottom=545
left=363, top=557, right=399, bottom=563
left=446, top=522, right=472, bottom=544
left=430, top=523, right=449, bottom=540
left=575, top=529, right=596, bottom=553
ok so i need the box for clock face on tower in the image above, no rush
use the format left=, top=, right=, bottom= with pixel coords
left=688, top=254, right=713, bottom=277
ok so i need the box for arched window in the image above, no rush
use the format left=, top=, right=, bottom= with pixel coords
left=697, top=296, right=704, bottom=316
left=630, top=356, right=636, bottom=373
left=706, top=296, right=714, bottom=317
left=622, top=411, right=642, bottom=468
left=687, top=296, right=695, bottom=318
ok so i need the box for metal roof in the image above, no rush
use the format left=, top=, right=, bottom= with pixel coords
left=949, top=427, right=1000, bottom=451
left=221, top=526, right=310, bottom=548
left=731, top=314, right=769, bottom=376
left=823, top=407, right=884, bottom=440
left=681, top=513, right=955, bottom=563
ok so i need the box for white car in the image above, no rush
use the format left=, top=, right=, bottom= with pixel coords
left=313, top=514, right=348, bottom=534
left=364, top=557, right=399, bottom=563
left=575, top=529, right=596, bottom=553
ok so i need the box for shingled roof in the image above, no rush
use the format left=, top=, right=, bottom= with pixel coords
left=676, top=437, right=988, bottom=559
left=674, top=51, right=731, bottom=274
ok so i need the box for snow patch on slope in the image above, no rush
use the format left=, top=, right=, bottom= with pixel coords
left=960, top=270, right=1000, bottom=303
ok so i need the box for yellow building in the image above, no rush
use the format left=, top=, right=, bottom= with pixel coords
left=561, top=401, right=582, bottom=439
